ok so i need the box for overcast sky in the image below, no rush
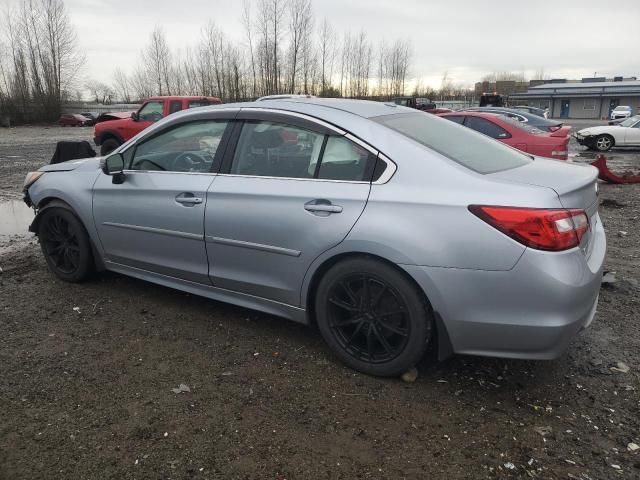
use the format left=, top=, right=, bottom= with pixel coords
left=62, top=0, right=640, bottom=88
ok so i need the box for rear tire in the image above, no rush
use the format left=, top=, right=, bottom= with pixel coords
left=38, top=207, right=93, bottom=282
left=100, top=138, right=121, bottom=156
left=594, top=134, right=614, bottom=152
left=315, top=257, right=433, bottom=377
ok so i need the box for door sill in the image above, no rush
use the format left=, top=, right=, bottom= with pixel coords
left=104, top=260, right=308, bottom=324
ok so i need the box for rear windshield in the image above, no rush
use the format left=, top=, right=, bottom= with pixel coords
left=498, top=115, right=545, bottom=134
left=372, top=112, right=531, bottom=174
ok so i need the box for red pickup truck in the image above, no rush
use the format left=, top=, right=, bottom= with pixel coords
left=94, top=95, right=222, bottom=155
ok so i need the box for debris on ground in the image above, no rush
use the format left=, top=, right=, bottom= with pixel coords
left=618, top=231, right=628, bottom=237
left=601, top=271, right=617, bottom=285
left=400, top=367, right=418, bottom=383
left=627, top=442, right=639, bottom=452
left=533, top=426, right=553, bottom=437
left=171, top=383, right=191, bottom=394
left=610, top=362, right=630, bottom=373
left=600, top=198, right=627, bottom=208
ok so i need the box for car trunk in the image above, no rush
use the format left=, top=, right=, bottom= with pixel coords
left=490, top=158, right=599, bottom=257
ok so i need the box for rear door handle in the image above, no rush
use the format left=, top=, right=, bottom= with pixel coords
left=304, top=199, right=343, bottom=214
left=175, top=193, right=203, bottom=205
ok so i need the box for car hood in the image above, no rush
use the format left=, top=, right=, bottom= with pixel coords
left=577, top=125, right=618, bottom=135
left=39, top=156, right=102, bottom=173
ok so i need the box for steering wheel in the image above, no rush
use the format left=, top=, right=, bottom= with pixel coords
left=172, top=151, right=209, bottom=172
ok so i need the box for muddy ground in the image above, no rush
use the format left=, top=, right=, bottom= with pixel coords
left=0, top=125, right=639, bottom=479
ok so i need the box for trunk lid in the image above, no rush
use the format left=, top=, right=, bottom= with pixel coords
left=490, top=158, right=599, bottom=256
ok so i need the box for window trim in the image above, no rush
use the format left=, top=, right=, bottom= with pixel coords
left=219, top=116, right=396, bottom=184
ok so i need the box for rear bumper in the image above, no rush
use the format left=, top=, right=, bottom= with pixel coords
left=402, top=217, right=606, bottom=360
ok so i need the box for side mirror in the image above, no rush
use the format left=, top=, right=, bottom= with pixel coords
left=101, top=153, right=126, bottom=184
left=131, top=111, right=139, bottom=121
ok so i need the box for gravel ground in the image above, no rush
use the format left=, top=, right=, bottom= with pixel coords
left=0, top=124, right=639, bottom=479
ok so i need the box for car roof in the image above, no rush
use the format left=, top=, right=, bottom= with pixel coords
left=201, top=97, right=411, bottom=119
left=147, top=95, right=221, bottom=101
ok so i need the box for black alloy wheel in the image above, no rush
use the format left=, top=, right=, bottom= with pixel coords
left=327, top=273, right=410, bottom=364
left=38, top=207, right=93, bottom=282
left=316, top=257, right=432, bottom=376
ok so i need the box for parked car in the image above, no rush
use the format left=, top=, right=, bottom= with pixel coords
left=59, top=114, right=91, bottom=127
left=23, top=98, right=605, bottom=377
left=439, top=111, right=570, bottom=160
left=391, top=97, right=451, bottom=114
left=79, top=112, right=99, bottom=126
left=513, top=105, right=549, bottom=119
left=94, top=95, right=222, bottom=155
left=575, top=115, right=640, bottom=151
left=94, top=111, right=135, bottom=125
left=458, top=107, right=563, bottom=132
left=610, top=105, right=632, bottom=120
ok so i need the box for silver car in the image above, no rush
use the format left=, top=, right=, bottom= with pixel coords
left=23, top=99, right=606, bottom=376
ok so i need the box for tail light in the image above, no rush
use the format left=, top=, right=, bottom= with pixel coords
left=469, top=206, right=589, bottom=251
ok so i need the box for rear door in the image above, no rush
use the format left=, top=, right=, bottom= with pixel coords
left=204, top=110, right=377, bottom=306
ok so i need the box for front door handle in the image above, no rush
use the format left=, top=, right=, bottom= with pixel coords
left=175, top=193, right=203, bottom=205
left=304, top=199, right=343, bottom=215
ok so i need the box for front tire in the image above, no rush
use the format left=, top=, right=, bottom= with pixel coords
left=315, top=257, right=433, bottom=377
left=594, top=134, right=614, bottom=152
left=38, top=207, right=93, bottom=282
left=100, top=138, right=121, bottom=156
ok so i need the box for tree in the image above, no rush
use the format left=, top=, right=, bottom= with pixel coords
left=317, top=17, right=334, bottom=96
left=0, top=0, right=84, bottom=121
left=112, top=68, right=132, bottom=102
left=143, top=26, right=171, bottom=95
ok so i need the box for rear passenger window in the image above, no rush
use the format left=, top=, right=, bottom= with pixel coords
left=464, top=117, right=511, bottom=139
left=317, top=136, right=376, bottom=181
left=230, top=121, right=324, bottom=178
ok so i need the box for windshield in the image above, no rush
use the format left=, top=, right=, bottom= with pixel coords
left=613, top=106, right=631, bottom=111
left=373, top=112, right=531, bottom=174
left=619, top=116, right=640, bottom=127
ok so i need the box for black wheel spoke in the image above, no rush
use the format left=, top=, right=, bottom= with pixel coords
left=377, top=319, right=408, bottom=337
left=372, top=324, right=394, bottom=354
left=326, top=272, right=411, bottom=365
left=371, top=285, right=387, bottom=308
left=340, top=280, right=359, bottom=306
left=329, top=297, right=359, bottom=312
left=345, top=320, right=366, bottom=346
left=366, top=324, right=375, bottom=359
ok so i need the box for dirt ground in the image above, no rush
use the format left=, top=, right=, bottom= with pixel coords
left=0, top=124, right=639, bottom=479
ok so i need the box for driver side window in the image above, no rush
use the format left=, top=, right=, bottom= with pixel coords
left=130, top=120, right=229, bottom=173
left=138, top=101, right=164, bottom=122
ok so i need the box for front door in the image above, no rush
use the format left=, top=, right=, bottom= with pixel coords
left=205, top=116, right=376, bottom=306
left=93, top=119, right=230, bottom=283
left=560, top=100, right=570, bottom=118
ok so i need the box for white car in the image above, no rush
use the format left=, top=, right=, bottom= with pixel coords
left=575, top=115, right=640, bottom=151
left=610, top=105, right=632, bottom=120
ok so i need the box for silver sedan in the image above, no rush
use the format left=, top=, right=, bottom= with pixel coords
left=23, top=98, right=606, bottom=376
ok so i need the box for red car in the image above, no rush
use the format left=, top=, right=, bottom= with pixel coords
left=439, top=111, right=571, bottom=160
left=94, top=95, right=222, bottom=155
left=59, top=114, right=91, bottom=127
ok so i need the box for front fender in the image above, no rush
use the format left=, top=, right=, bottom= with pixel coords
left=28, top=168, right=105, bottom=265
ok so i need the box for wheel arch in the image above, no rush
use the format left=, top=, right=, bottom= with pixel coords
left=30, top=197, right=105, bottom=271
left=95, top=129, right=124, bottom=146
left=303, top=250, right=453, bottom=361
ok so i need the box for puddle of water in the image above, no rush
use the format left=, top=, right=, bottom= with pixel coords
left=0, top=200, right=35, bottom=241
